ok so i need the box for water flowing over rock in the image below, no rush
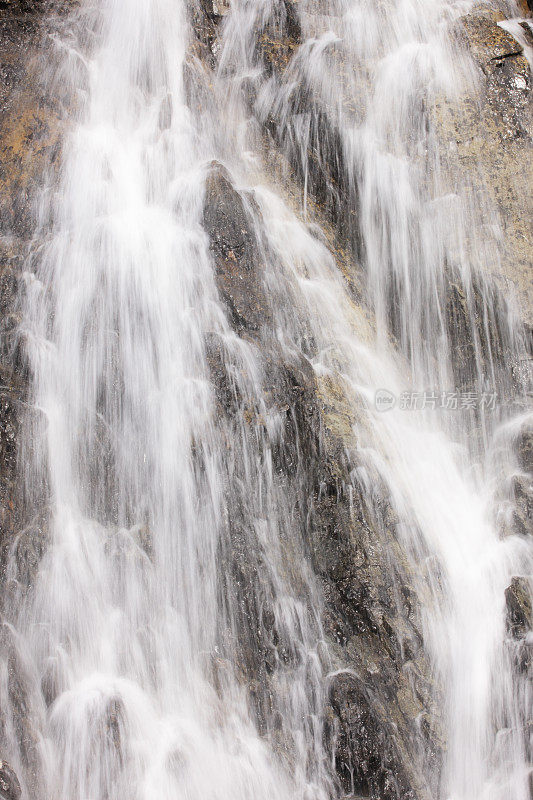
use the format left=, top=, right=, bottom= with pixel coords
left=0, top=0, right=531, bottom=799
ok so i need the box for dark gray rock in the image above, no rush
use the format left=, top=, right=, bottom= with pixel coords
left=505, top=576, right=532, bottom=675
left=326, top=671, right=418, bottom=800
left=311, top=461, right=441, bottom=800
left=0, top=761, right=20, bottom=800
left=203, top=161, right=272, bottom=335
left=506, top=577, right=532, bottom=640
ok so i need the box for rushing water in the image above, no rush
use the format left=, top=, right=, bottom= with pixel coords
left=1, top=0, right=531, bottom=799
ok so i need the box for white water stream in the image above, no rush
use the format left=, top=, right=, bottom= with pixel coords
left=0, top=0, right=531, bottom=798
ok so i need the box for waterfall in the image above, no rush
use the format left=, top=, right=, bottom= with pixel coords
left=0, top=0, right=531, bottom=799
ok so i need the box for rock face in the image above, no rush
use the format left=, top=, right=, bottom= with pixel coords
left=203, top=162, right=272, bottom=334
left=505, top=575, right=533, bottom=678
left=445, top=9, right=533, bottom=326
left=202, top=161, right=323, bottom=740
left=0, top=1, right=64, bottom=790
left=312, top=440, right=441, bottom=800
left=0, top=0, right=63, bottom=567
left=506, top=576, right=533, bottom=640
left=201, top=161, right=438, bottom=799
left=0, top=760, right=20, bottom=800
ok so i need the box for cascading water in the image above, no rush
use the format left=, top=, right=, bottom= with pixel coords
left=0, top=0, right=531, bottom=799
left=218, top=0, right=533, bottom=795
left=1, top=1, right=333, bottom=797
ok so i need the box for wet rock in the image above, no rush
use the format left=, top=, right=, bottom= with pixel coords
left=326, top=672, right=419, bottom=800
left=310, top=377, right=441, bottom=800
left=261, top=58, right=357, bottom=252
left=505, top=577, right=532, bottom=640
left=505, top=577, right=533, bottom=675
left=7, top=514, right=49, bottom=593
left=444, top=267, right=514, bottom=393
left=279, top=92, right=354, bottom=239
left=460, top=14, right=525, bottom=67
left=257, top=0, right=301, bottom=76
left=190, top=0, right=223, bottom=68
left=517, top=426, right=533, bottom=473
left=0, top=624, right=42, bottom=787
left=461, top=15, right=530, bottom=136
left=217, top=518, right=281, bottom=731
left=201, top=0, right=230, bottom=18
left=510, top=474, right=533, bottom=538
left=205, top=332, right=243, bottom=416
left=0, top=761, right=20, bottom=800
left=202, top=159, right=321, bottom=739
left=0, top=388, right=25, bottom=574
left=263, top=349, right=321, bottom=474
left=0, top=0, right=65, bottom=579
left=203, top=161, right=271, bottom=335
left=228, top=0, right=359, bottom=254
left=443, top=11, right=533, bottom=326
left=0, top=19, right=64, bottom=241
left=434, top=10, right=533, bottom=390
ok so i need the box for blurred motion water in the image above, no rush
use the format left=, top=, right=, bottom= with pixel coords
left=0, top=0, right=531, bottom=798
